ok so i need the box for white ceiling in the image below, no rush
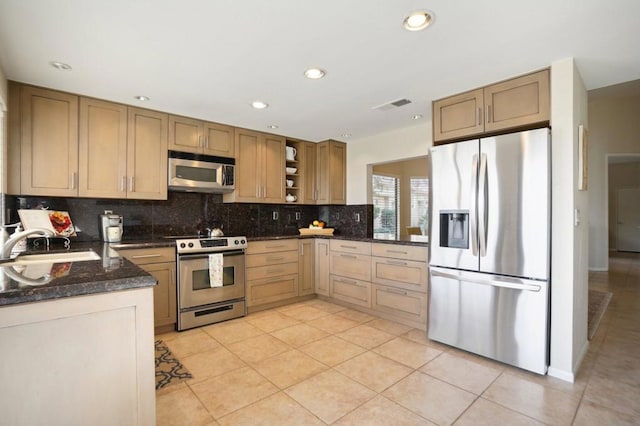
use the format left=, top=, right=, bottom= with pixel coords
left=1, top=0, right=639, bottom=142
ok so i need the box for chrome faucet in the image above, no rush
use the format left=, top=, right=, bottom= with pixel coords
left=1, top=228, right=55, bottom=259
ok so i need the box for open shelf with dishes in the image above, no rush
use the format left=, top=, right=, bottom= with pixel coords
left=285, top=140, right=301, bottom=203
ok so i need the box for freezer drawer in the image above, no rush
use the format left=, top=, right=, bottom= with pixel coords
left=428, top=267, right=549, bottom=374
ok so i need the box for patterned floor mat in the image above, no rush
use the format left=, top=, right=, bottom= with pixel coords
left=155, top=339, right=193, bottom=390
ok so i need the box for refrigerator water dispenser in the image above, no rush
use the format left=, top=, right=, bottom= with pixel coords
left=439, top=210, right=469, bottom=248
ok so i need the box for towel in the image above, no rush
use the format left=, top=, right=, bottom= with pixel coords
left=208, top=253, right=223, bottom=287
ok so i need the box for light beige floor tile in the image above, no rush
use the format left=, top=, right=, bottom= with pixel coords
left=181, top=346, right=246, bottom=384
left=165, top=329, right=222, bottom=359
left=383, top=371, right=476, bottom=425
left=401, top=328, right=430, bottom=345
left=270, top=323, right=328, bottom=347
left=333, top=395, right=435, bottom=425
left=455, top=398, right=544, bottom=426
left=226, top=334, right=290, bottom=364
left=306, top=314, right=360, bottom=334
left=335, top=351, right=413, bottom=392
left=245, top=310, right=301, bottom=332
left=482, top=372, right=581, bottom=424
left=336, top=308, right=376, bottom=323
left=218, top=392, right=323, bottom=426
left=156, top=381, right=187, bottom=397
left=573, top=399, right=640, bottom=426
left=420, top=352, right=501, bottom=395
left=279, top=304, right=331, bottom=321
left=336, top=324, right=395, bottom=349
left=190, top=367, right=279, bottom=419
left=374, top=336, right=442, bottom=369
left=305, top=298, right=348, bottom=313
left=299, top=335, right=367, bottom=366
left=156, top=386, right=215, bottom=426
left=285, top=369, right=376, bottom=424
left=202, top=319, right=264, bottom=345
left=366, top=318, right=414, bottom=335
left=591, top=350, right=640, bottom=389
left=253, top=349, right=328, bottom=389
left=582, top=372, right=640, bottom=417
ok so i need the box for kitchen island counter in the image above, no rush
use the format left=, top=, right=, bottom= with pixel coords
left=0, top=241, right=157, bottom=307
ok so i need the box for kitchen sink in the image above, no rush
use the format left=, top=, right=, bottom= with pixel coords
left=2, top=250, right=101, bottom=266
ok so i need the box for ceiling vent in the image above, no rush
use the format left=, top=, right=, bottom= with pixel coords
left=372, top=98, right=412, bottom=111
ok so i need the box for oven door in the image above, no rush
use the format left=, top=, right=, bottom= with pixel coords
left=178, top=250, right=245, bottom=309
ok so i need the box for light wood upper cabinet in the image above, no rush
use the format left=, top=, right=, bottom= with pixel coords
left=127, top=107, right=168, bottom=200
left=6, top=82, right=21, bottom=195
left=433, top=69, right=550, bottom=144
left=301, top=142, right=317, bottom=204
left=168, top=115, right=234, bottom=157
left=316, top=140, right=346, bottom=205
left=20, top=86, right=78, bottom=196
left=78, top=98, right=128, bottom=198
left=224, top=129, right=285, bottom=203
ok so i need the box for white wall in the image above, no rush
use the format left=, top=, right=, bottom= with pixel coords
left=547, top=58, right=589, bottom=382
left=588, top=93, right=640, bottom=270
left=346, top=122, right=432, bottom=205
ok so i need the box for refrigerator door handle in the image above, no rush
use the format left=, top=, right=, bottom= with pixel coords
left=478, top=153, right=488, bottom=257
left=470, top=154, right=479, bottom=256
left=430, top=267, right=541, bottom=292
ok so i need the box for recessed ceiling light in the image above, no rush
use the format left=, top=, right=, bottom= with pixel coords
left=252, top=101, right=269, bottom=109
left=304, top=68, right=326, bottom=79
left=403, top=11, right=434, bottom=31
left=267, top=125, right=279, bottom=129
left=49, top=61, right=72, bottom=70
left=411, top=114, right=423, bottom=120
left=134, top=95, right=150, bottom=101
left=341, top=133, right=352, bottom=138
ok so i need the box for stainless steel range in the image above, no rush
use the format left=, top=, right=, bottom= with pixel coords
left=175, top=236, right=247, bottom=331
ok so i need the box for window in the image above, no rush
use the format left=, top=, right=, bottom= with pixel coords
left=410, top=177, right=429, bottom=236
left=372, top=174, right=399, bottom=239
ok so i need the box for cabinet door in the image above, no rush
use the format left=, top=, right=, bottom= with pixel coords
left=127, top=108, right=168, bottom=200
left=299, top=239, right=315, bottom=296
left=315, top=141, right=329, bottom=204
left=371, top=256, right=428, bottom=293
left=433, top=88, right=484, bottom=143
left=371, top=284, right=427, bottom=325
left=141, top=262, right=177, bottom=328
left=330, top=251, right=371, bottom=282
left=329, top=141, right=346, bottom=204
left=301, top=142, right=317, bottom=204
left=315, top=239, right=330, bottom=296
left=484, top=69, right=550, bottom=133
left=20, top=86, right=78, bottom=196
left=79, top=98, right=128, bottom=198
left=262, top=134, right=285, bottom=203
left=203, top=122, right=235, bottom=158
left=330, top=275, right=371, bottom=308
left=231, top=129, right=261, bottom=202
left=247, top=274, right=298, bottom=307
left=168, top=115, right=202, bottom=154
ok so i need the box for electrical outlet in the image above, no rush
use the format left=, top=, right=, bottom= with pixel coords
left=295, top=212, right=301, bottom=220
left=272, top=211, right=278, bottom=220
left=355, top=213, right=361, bottom=222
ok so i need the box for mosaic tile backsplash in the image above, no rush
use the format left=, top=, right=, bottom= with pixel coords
left=4, top=193, right=372, bottom=241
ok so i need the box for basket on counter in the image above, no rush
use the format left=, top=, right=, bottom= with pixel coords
left=298, top=228, right=335, bottom=236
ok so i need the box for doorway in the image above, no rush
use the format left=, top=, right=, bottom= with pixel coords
left=616, top=187, right=640, bottom=252
left=608, top=155, right=640, bottom=252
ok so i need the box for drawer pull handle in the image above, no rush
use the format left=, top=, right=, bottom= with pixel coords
left=340, top=254, right=357, bottom=259
left=267, top=256, right=284, bottom=261
left=341, top=245, right=357, bottom=249
left=131, top=254, right=163, bottom=259
left=387, top=250, right=408, bottom=255
left=267, top=269, right=284, bottom=275
left=266, top=245, right=285, bottom=249
left=337, top=277, right=358, bottom=285
left=266, top=277, right=282, bottom=282
left=386, top=260, right=408, bottom=266
left=383, top=287, right=408, bottom=296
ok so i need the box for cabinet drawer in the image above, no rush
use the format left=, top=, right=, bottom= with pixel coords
left=246, top=261, right=298, bottom=281
left=246, top=250, right=298, bottom=267
left=371, top=256, right=427, bottom=293
left=330, top=275, right=371, bottom=308
left=330, top=240, right=371, bottom=255
left=371, top=243, right=428, bottom=262
left=330, top=252, right=371, bottom=281
left=371, top=284, right=427, bottom=324
left=247, top=274, right=298, bottom=307
left=119, top=247, right=175, bottom=265
left=247, top=239, right=298, bottom=254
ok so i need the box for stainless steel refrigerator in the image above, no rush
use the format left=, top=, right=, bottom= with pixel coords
left=428, top=127, right=550, bottom=374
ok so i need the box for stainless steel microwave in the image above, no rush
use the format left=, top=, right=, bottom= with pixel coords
left=168, top=151, right=235, bottom=193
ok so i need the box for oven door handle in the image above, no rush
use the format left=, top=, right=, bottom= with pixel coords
left=178, top=250, right=245, bottom=260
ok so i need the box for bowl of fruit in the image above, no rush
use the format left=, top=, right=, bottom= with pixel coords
left=299, top=220, right=334, bottom=235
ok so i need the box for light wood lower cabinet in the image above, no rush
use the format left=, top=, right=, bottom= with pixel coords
left=371, top=256, right=427, bottom=293
left=247, top=274, right=298, bottom=306
left=299, top=239, right=315, bottom=296
left=117, top=247, right=176, bottom=331
left=330, top=276, right=371, bottom=308
left=315, top=239, right=330, bottom=296
left=330, top=252, right=371, bottom=282
left=246, top=239, right=299, bottom=308
left=371, top=284, right=427, bottom=324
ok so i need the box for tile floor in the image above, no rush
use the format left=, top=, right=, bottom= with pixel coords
left=156, top=252, right=640, bottom=425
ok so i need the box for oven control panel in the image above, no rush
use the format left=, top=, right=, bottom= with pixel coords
left=176, top=236, right=247, bottom=254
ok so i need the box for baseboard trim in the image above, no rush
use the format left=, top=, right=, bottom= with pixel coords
left=547, top=366, right=575, bottom=383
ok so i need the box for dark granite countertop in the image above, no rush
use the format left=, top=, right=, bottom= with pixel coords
left=0, top=241, right=159, bottom=307
left=249, top=234, right=429, bottom=247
